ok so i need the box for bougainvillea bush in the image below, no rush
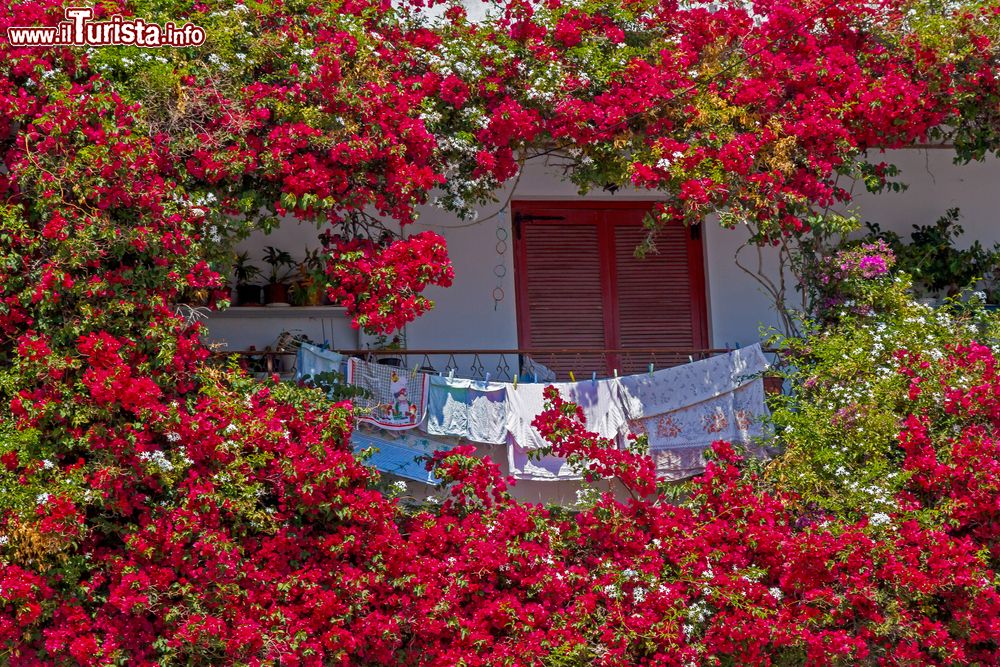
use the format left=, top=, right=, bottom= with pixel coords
left=2, top=0, right=1000, bottom=664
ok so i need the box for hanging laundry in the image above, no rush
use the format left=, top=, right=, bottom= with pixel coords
left=351, top=428, right=456, bottom=484
left=505, top=378, right=628, bottom=481
left=617, top=345, right=771, bottom=480
left=424, top=376, right=508, bottom=444
left=296, top=342, right=345, bottom=383
left=522, top=358, right=557, bottom=383
left=347, top=357, right=429, bottom=430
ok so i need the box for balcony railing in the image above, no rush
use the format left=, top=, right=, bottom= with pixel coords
left=213, top=346, right=782, bottom=385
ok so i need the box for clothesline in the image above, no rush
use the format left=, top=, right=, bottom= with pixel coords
left=297, top=342, right=773, bottom=485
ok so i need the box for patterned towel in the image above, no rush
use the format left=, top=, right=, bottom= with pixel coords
left=505, top=377, right=628, bottom=481
left=346, top=357, right=429, bottom=430
left=424, top=376, right=507, bottom=444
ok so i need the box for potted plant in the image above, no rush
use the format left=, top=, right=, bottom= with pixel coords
left=289, top=247, right=326, bottom=306
left=262, top=246, right=295, bottom=306
left=233, top=252, right=264, bottom=306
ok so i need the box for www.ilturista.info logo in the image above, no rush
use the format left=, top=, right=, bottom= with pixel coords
left=7, top=7, right=206, bottom=47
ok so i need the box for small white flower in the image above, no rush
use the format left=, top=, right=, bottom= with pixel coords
left=36, top=493, right=50, bottom=505
left=769, top=586, right=783, bottom=600
left=869, top=512, right=891, bottom=527
left=391, top=480, right=407, bottom=494
left=165, top=431, right=181, bottom=443
left=42, top=459, right=54, bottom=470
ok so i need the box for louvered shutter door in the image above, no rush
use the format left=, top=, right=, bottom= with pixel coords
left=613, top=223, right=705, bottom=373
left=519, top=217, right=608, bottom=379
left=515, top=203, right=708, bottom=379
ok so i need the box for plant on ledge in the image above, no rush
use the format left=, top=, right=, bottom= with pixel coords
left=288, top=247, right=326, bottom=307
left=261, top=246, right=295, bottom=306
left=232, top=252, right=263, bottom=307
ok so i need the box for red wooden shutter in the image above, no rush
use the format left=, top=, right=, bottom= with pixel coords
left=613, top=223, right=705, bottom=373
left=518, top=213, right=608, bottom=378
left=514, top=202, right=708, bottom=379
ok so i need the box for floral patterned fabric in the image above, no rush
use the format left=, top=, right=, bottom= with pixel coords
left=618, top=345, right=771, bottom=480
left=347, top=358, right=429, bottom=430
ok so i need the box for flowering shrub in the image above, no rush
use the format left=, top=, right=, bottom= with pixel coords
left=768, top=284, right=1000, bottom=516
left=807, top=240, right=904, bottom=322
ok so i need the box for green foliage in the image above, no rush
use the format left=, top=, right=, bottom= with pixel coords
left=262, top=246, right=295, bottom=285
left=232, top=251, right=263, bottom=285
left=766, top=287, right=1000, bottom=517
left=865, top=209, right=1000, bottom=297
left=294, top=368, right=370, bottom=404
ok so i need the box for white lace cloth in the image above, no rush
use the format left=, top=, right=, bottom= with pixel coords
left=617, top=345, right=771, bottom=480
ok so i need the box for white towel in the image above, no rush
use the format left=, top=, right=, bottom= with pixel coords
left=505, top=378, right=628, bottom=481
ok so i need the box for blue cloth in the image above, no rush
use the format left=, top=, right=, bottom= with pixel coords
left=296, top=343, right=344, bottom=382
left=351, top=429, right=455, bottom=484
left=425, top=376, right=507, bottom=444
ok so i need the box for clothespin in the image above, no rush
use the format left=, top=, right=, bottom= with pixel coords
left=484, top=372, right=491, bottom=386
left=648, top=362, right=654, bottom=378
left=448, top=368, right=455, bottom=382
left=411, top=363, right=419, bottom=379
left=688, top=355, right=694, bottom=364
left=513, top=374, right=519, bottom=390
left=592, top=371, right=597, bottom=385
left=613, top=368, right=619, bottom=378
left=569, top=371, right=576, bottom=382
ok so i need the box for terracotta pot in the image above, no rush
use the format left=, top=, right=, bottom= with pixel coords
left=763, top=374, right=784, bottom=395
left=264, top=283, right=290, bottom=305
left=236, top=284, right=262, bottom=306
left=292, top=279, right=324, bottom=306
